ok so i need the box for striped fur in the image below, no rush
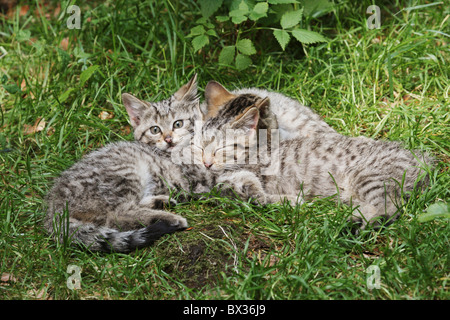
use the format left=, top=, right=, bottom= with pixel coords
left=195, top=91, right=434, bottom=228
left=44, top=76, right=203, bottom=253
left=200, top=81, right=336, bottom=140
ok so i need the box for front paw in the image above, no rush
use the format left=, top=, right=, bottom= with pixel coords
left=236, top=182, right=268, bottom=204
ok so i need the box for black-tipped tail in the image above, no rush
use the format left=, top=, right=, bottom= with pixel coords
left=97, top=220, right=187, bottom=253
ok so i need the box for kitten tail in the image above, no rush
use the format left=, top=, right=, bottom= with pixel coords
left=51, top=218, right=186, bottom=253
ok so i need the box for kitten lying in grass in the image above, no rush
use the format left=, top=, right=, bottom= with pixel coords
left=193, top=82, right=434, bottom=229
left=44, top=76, right=202, bottom=253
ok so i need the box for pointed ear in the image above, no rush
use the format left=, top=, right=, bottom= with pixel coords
left=122, top=93, right=149, bottom=128
left=173, top=73, right=198, bottom=101
left=204, top=81, right=236, bottom=118
left=254, top=97, right=270, bottom=117
left=231, top=107, right=259, bottom=134
left=254, top=97, right=270, bottom=110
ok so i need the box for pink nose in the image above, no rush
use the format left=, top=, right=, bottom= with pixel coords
left=164, top=136, right=173, bottom=144
left=203, top=161, right=213, bottom=169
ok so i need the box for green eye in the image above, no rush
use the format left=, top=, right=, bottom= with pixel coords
left=173, top=120, right=183, bottom=129
left=149, top=126, right=161, bottom=134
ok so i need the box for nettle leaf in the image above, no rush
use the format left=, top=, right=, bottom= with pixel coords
left=192, top=34, right=209, bottom=52
left=231, top=15, right=248, bottom=24
left=188, top=25, right=206, bottom=37
left=273, top=29, right=290, bottom=50
left=229, top=0, right=249, bottom=24
left=236, top=39, right=256, bottom=55
left=219, top=46, right=235, bottom=65
left=235, top=53, right=252, bottom=70
left=205, top=29, right=218, bottom=37
left=198, top=0, right=223, bottom=18
left=249, top=2, right=269, bottom=21
left=280, top=9, right=303, bottom=29
left=291, top=29, right=327, bottom=44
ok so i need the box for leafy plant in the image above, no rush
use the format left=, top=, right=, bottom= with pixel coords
left=188, top=0, right=333, bottom=70
left=418, top=202, right=450, bottom=223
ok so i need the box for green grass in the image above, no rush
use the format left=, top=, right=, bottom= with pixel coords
left=0, top=0, right=448, bottom=300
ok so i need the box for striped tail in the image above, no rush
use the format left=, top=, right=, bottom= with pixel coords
left=49, top=218, right=186, bottom=253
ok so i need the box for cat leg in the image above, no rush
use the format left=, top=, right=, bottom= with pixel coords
left=350, top=198, right=400, bottom=230
left=349, top=173, right=403, bottom=229
left=217, top=171, right=269, bottom=204
left=107, top=203, right=188, bottom=231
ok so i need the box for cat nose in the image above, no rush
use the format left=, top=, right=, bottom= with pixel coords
left=203, top=161, right=213, bottom=169
left=164, top=135, right=173, bottom=144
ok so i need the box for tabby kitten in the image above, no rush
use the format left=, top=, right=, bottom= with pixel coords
left=126, top=74, right=199, bottom=152
left=201, top=81, right=336, bottom=140
left=194, top=91, right=434, bottom=228
left=44, top=76, right=202, bottom=253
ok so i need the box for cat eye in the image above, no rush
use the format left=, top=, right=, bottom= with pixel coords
left=173, top=120, right=183, bottom=129
left=149, top=126, right=161, bottom=135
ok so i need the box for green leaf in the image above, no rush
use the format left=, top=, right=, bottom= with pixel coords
left=280, top=9, right=303, bottom=29
left=58, top=88, right=75, bottom=103
left=198, top=0, right=223, bottom=18
left=187, top=25, right=206, bottom=37
left=235, top=53, right=252, bottom=70
left=273, top=29, right=290, bottom=50
left=216, top=15, right=230, bottom=22
left=418, top=203, right=450, bottom=223
left=219, top=46, right=235, bottom=65
left=229, top=0, right=249, bottom=24
left=236, top=0, right=250, bottom=13
left=205, top=29, right=218, bottom=37
left=2, top=83, right=20, bottom=94
left=230, top=14, right=248, bottom=24
left=249, top=2, right=269, bottom=21
left=192, top=34, right=209, bottom=52
left=291, top=28, right=327, bottom=44
left=196, top=17, right=208, bottom=25
left=80, top=65, right=100, bottom=87
left=302, top=0, right=333, bottom=18
left=236, top=39, right=256, bottom=55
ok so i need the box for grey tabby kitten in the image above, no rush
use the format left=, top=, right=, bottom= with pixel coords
left=201, top=81, right=336, bottom=140
left=44, top=76, right=202, bottom=253
left=193, top=89, right=434, bottom=228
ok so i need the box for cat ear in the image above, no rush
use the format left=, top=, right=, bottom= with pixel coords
left=254, top=97, right=270, bottom=117
left=173, top=73, right=198, bottom=102
left=204, top=81, right=236, bottom=118
left=194, top=102, right=205, bottom=122
left=254, top=97, right=270, bottom=110
left=231, top=107, right=259, bottom=134
left=122, top=93, right=149, bottom=128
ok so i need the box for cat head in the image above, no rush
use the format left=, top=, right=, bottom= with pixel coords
left=122, top=74, right=201, bottom=152
left=193, top=83, right=270, bottom=171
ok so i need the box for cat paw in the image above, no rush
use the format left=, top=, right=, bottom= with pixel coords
left=140, top=195, right=177, bottom=209
left=167, top=214, right=189, bottom=230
